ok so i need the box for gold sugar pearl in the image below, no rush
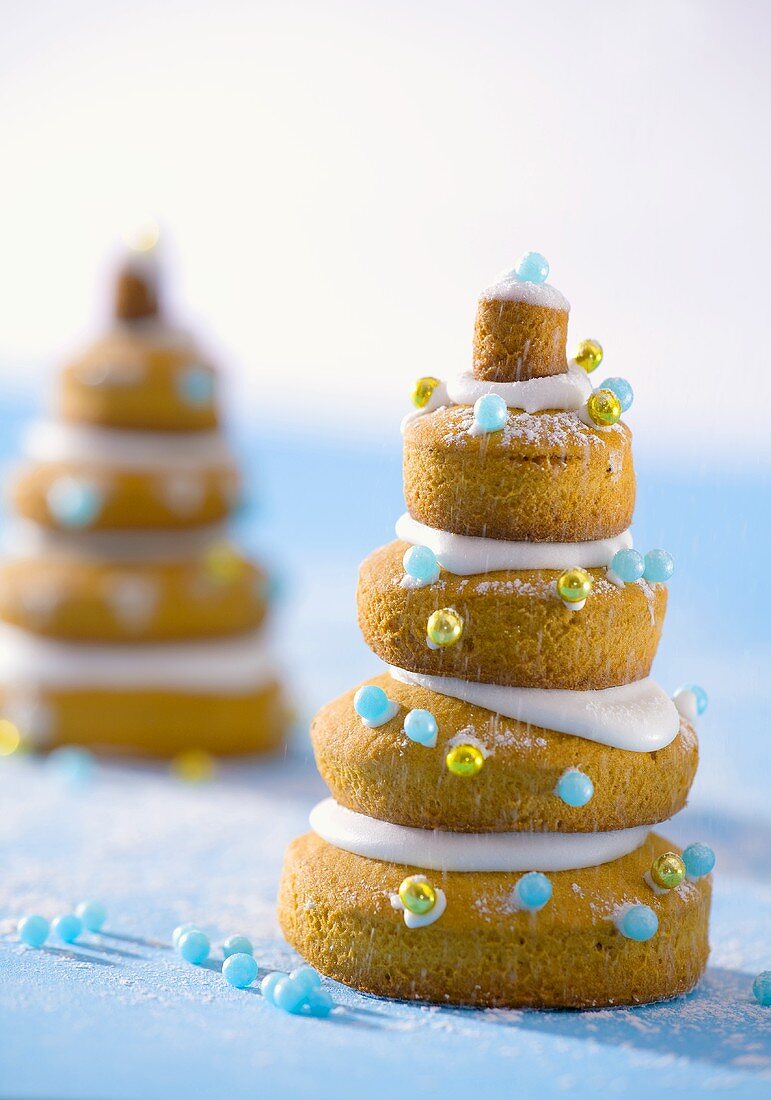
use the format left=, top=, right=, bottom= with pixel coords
left=0, top=719, right=21, bottom=757
left=574, top=338, right=604, bottom=373
left=411, top=376, right=441, bottom=409
left=398, top=875, right=437, bottom=915
left=586, top=389, right=622, bottom=427
left=427, top=607, right=464, bottom=647
left=557, top=567, right=593, bottom=604
left=446, top=743, right=485, bottom=778
left=203, top=542, right=245, bottom=586
left=171, top=749, right=216, bottom=783
left=651, top=851, right=686, bottom=890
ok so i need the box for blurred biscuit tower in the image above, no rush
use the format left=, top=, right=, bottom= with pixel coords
left=279, top=252, right=713, bottom=1008
left=0, top=231, right=287, bottom=756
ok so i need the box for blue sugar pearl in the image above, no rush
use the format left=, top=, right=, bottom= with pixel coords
left=515, top=872, right=553, bottom=911
left=403, top=709, right=438, bottom=747
left=46, top=478, right=103, bottom=528
left=222, top=952, right=258, bottom=989
left=52, top=913, right=83, bottom=944
left=178, top=366, right=215, bottom=407
left=682, top=842, right=715, bottom=879
left=643, top=549, right=674, bottom=583
left=172, top=922, right=200, bottom=949
left=76, top=900, right=106, bottom=932
left=178, top=930, right=210, bottom=965
left=305, top=988, right=334, bottom=1018
left=353, top=685, right=396, bottom=727
left=752, top=971, right=771, bottom=1007
left=610, top=548, right=645, bottom=583
left=512, top=251, right=549, bottom=284
left=617, top=904, right=658, bottom=941
left=273, top=975, right=307, bottom=1014
left=473, top=394, right=508, bottom=433
left=18, top=915, right=49, bottom=948
left=403, top=545, right=440, bottom=585
left=223, top=934, right=253, bottom=959
left=260, top=971, right=286, bottom=1004
left=603, top=377, right=634, bottom=412
left=289, top=965, right=322, bottom=995
left=46, top=746, right=95, bottom=788
left=556, top=769, right=594, bottom=807
left=675, top=683, right=708, bottom=717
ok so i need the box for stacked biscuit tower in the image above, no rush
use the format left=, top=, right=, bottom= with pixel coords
left=280, top=253, right=713, bottom=1008
left=0, top=239, right=286, bottom=756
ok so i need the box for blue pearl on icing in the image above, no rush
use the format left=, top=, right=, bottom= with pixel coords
left=682, top=842, right=715, bottom=879
left=52, top=914, right=83, bottom=944
left=76, top=900, right=106, bottom=932
left=403, top=545, right=440, bottom=585
left=272, top=975, right=307, bottom=1014
left=643, top=549, right=674, bottom=582
left=223, top=934, right=253, bottom=958
left=178, top=366, right=215, bottom=407
left=403, top=709, right=438, bottom=747
left=512, top=252, right=549, bottom=284
left=172, top=922, right=200, bottom=948
left=305, top=988, right=334, bottom=1017
left=178, top=930, right=210, bottom=965
left=556, top=769, right=594, bottom=807
left=515, top=872, right=553, bottom=911
left=222, top=952, right=258, bottom=989
left=46, top=478, right=103, bottom=528
left=260, top=971, right=285, bottom=1004
left=753, top=971, right=771, bottom=1006
left=674, top=683, right=708, bottom=716
left=610, top=548, right=645, bottom=583
left=18, top=915, right=49, bottom=947
left=617, top=904, right=658, bottom=941
left=603, top=377, right=634, bottom=412
left=353, top=685, right=398, bottom=727
left=473, top=394, right=508, bottom=433
left=289, top=965, right=322, bottom=995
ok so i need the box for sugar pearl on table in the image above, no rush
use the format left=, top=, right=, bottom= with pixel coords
left=403, top=709, right=438, bottom=747
left=603, top=376, right=634, bottom=412
left=260, top=971, right=285, bottom=1003
left=610, top=548, right=645, bottom=583
left=222, top=952, right=258, bottom=989
left=178, top=930, right=210, bottom=965
left=511, top=252, right=549, bottom=284
left=402, top=545, right=440, bottom=585
left=555, top=769, right=594, bottom=807
left=273, top=975, right=308, bottom=1014
left=223, top=934, right=253, bottom=958
left=514, top=872, right=553, bottom=911
left=304, top=988, right=334, bottom=1018
left=172, top=922, right=200, bottom=948
left=616, top=904, right=658, bottom=941
left=753, top=971, right=771, bottom=1007
left=76, top=900, right=106, bottom=932
left=682, top=842, right=715, bottom=879
left=643, top=549, right=674, bottom=582
left=18, top=915, right=49, bottom=947
left=472, top=394, right=508, bottom=434
left=52, top=914, right=83, bottom=944
left=289, top=965, right=322, bottom=995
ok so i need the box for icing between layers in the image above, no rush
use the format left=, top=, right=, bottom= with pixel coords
left=395, top=513, right=633, bottom=575
left=2, top=519, right=231, bottom=564
left=310, top=799, right=649, bottom=873
left=390, top=667, right=681, bottom=753
left=0, top=623, right=274, bottom=693
left=479, top=277, right=570, bottom=312
left=23, top=422, right=236, bottom=472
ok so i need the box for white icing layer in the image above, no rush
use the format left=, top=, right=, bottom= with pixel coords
left=2, top=519, right=231, bottom=563
left=23, top=422, right=235, bottom=472
left=0, top=623, right=274, bottom=694
left=310, top=799, right=649, bottom=873
left=446, top=361, right=591, bottom=413
left=390, top=667, right=680, bottom=753
left=395, top=513, right=633, bottom=575
left=479, top=277, right=570, bottom=312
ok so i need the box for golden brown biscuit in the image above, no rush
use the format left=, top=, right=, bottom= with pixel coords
left=278, top=831, right=711, bottom=1008
left=357, top=542, right=666, bottom=690
left=473, top=297, right=568, bottom=381
left=311, top=674, right=697, bottom=833
left=403, top=406, right=635, bottom=542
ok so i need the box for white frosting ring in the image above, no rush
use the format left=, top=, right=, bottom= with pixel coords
left=2, top=519, right=231, bottom=564
left=445, top=361, right=592, bottom=414
left=390, top=667, right=681, bottom=753
left=479, top=278, right=570, bottom=312
left=22, top=421, right=236, bottom=472
left=0, top=623, right=275, bottom=693
left=310, top=799, right=649, bottom=873
left=395, top=513, right=632, bottom=575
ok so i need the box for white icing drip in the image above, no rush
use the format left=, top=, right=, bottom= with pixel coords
left=479, top=278, right=570, bottom=312
left=0, top=623, right=275, bottom=694
left=446, top=361, right=591, bottom=413
left=310, top=799, right=649, bottom=873
left=673, top=689, right=699, bottom=724
left=22, top=422, right=236, bottom=472
left=389, top=667, right=680, bottom=753
left=390, top=879, right=447, bottom=928
left=395, top=513, right=633, bottom=575
left=1, top=520, right=231, bottom=564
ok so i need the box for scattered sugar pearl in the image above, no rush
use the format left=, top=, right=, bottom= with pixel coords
left=305, top=988, right=334, bottom=1018
left=170, top=749, right=216, bottom=783
left=674, top=683, right=708, bottom=718
left=512, top=252, right=549, bottom=284
left=52, top=913, right=83, bottom=944
left=260, top=971, right=285, bottom=1003
left=753, top=971, right=771, bottom=1006
left=353, top=685, right=399, bottom=727
left=643, top=549, right=674, bottom=582
left=603, top=377, right=634, bottom=412
left=172, top=922, right=200, bottom=948
left=76, top=900, right=106, bottom=932
left=472, top=394, right=507, bottom=434
left=18, top=915, right=49, bottom=947
left=46, top=477, right=104, bottom=528
left=273, top=975, right=308, bottom=1014
left=555, top=768, right=594, bottom=807
left=178, top=930, right=210, bottom=965
left=682, top=842, right=715, bottom=879
left=403, top=545, right=440, bottom=585
left=403, top=709, right=438, bottom=747
left=223, top=934, right=253, bottom=958
left=514, top=872, right=552, bottom=911
left=610, top=548, right=644, bottom=583
left=289, top=965, right=322, bottom=995
left=616, top=904, right=658, bottom=941
left=178, top=365, right=215, bottom=407
left=222, top=952, right=258, bottom=989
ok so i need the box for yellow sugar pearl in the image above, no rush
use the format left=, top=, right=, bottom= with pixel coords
left=574, top=338, right=604, bottom=373
left=398, top=876, right=437, bottom=915
left=411, top=376, right=441, bottom=409
left=170, top=749, right=216, bottom=783
left=557, top=568, right=593, bottom=604
left=446, top=743, right=485, bottom=778
left=651, top=851, right=686, bottom=890
left=586, top=389, right=622, bottom=427
left=427, top=607, right=464, bottom=647
left=203, top=543, right=244, bottom=586
left=0, top=719, right=21, bottom=757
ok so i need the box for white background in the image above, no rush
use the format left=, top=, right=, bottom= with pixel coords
left=1, top=0, right=770, bottom=460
